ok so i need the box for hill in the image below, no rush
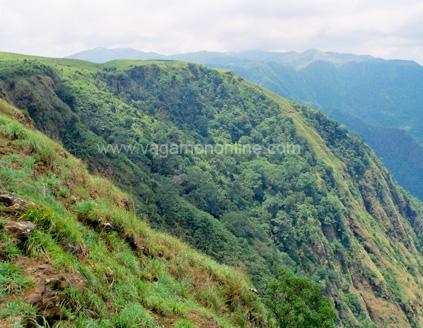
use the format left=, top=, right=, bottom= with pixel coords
left=1, top=53, right=423, bottom=327
left=172, top=51, right=423, bottom=201
left=66, top=48, right=423, bottom=201
left=0, top=99, right=280, bottom=327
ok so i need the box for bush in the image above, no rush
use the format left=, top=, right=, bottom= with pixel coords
left=265, top=270, right=336, bottom=328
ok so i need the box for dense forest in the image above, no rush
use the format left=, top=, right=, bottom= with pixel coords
left=157, top=50, right=423, bottom=201
left=1, top=53, right=423, bottom=327
left=72, top=48, right=423, bottom=201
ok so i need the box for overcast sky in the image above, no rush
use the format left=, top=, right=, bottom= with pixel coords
left=0, top=0, right=422, bottom=62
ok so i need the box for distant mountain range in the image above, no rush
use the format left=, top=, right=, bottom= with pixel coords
left=67, top=48, right=423, bottom=200
left=68, top=47, right=166, bottom=63
left=68, top=47, right=377, bottom=67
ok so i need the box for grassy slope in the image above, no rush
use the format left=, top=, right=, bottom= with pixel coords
left=0, top=101, right=270, bottom=327
left=1, top=53, right=423, bottom=327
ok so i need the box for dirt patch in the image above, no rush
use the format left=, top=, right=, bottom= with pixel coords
left=355, top=280, right=410, bottom=327
left=187, top=311, right=220, bottom=328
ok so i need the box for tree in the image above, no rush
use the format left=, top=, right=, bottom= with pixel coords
left=265, top=270, right=336, bottom=328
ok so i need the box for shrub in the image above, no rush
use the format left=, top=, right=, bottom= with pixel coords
left=265, top=270, right=336, bottom=328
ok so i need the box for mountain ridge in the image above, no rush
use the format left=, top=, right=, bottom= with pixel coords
left=1, top=53, right=423, bottom=327
left=65, top=48, right=423, bottom=201
left=67, top=47, right=420, bottom=67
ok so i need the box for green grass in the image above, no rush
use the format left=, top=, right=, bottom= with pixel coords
left=0, top=262, right=33, bottom=298
left=0, top=298, right=37, bottom=327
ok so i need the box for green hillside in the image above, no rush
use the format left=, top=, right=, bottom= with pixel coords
left=162, top=51, right=423, bottom=201
left=0, top=100, right=279, bottom=327
left=1, top=53, right=423, bottom=327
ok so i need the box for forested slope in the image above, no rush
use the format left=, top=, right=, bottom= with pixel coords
left=0, top=99, right=276, bottom=327
left=1, top=53, right=423, bottom=327
left=168, top=52, right=423, bottom=201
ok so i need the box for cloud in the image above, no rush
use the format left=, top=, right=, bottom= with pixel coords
left=0, top=0, right=422, bottom=62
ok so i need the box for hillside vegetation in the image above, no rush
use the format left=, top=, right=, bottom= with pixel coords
left=159, top=50, right=423, bottom=201
left=1, top=53, right=423, bottom=327
left=0, top=100, right=277, bottom=327
left=74, top=47, right=423, bottom=201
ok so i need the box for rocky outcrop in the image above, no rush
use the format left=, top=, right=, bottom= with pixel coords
left=0, top=193, right=32, bottom=214
left=15, top=258, right=84, bottom=326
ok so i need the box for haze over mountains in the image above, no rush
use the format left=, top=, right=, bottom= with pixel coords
left=69, top=47, right=377, bottom=67
left=68, top=48, right=423, bottom=200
